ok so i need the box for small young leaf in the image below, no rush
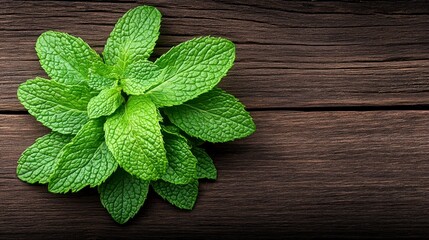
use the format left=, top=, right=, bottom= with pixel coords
left=103, top=6, right=161, bottom=69
left=17, top=77, right=95, bottom=135
left=48, top=119, right=118, bottom=193
left=17, top=132, right=72, bottom=184
left=99, top=168, right=149, bottom=224
left=88, top=62, right=118, bottom=91
left=36, top=31, right=102, bottom=85
left=104, top=96, right=167, bottom=180
left=192, top=147, right=217, bottom=180
left=121, top=60, right=161, bottom=95
left=161, top=132, right=197, bottom=184
left=148, top=37, right=235, bottom=107
left=152, top=179, right=199, bottom=210
left=87, top=87, right=124, bottom=119
left=164, top=88, right=255, bottom=142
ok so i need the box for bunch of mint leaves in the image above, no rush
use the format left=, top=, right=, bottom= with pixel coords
left=16, top=5, right=255, bottom=224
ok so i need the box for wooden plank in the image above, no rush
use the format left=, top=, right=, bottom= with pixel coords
left=1, top=111, right=429, bottom=238
left=1, top=1, right=429, bottom=110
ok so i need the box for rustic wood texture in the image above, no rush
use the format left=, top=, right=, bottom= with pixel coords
left=1, top=1, right=429, bottom=110
left=1, top=112, right=429, bottom=239
left=1, top=0, right=429, bottom=239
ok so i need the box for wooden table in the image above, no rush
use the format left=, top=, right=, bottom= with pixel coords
left=1, top=1, right=429, bottom=239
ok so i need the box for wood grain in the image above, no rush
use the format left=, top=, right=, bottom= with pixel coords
left=1, top=1, right=429, bottom=110
left=1, top=112, right=429, bottom=239
left=2, top=1, right=429, bottom=239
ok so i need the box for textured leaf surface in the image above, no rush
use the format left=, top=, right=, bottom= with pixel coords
left=121, top=60, right=161, bottom=95
left=164, top=88, right=255, bottom=142
left=17, top=132, right=72, bottom=184
left=192, top=147, right=217, bottom=180
left=161, top=132, right=197, bottom=184
left=104, top=96, right=167, bottom=180
left=17, top=77, right=94, bottom=135
left=161, top=125, right=182, bottom=137
left=148, top=37, right=235, bottom=107
left=103, top=6, right=161, bottom=69
left=99, top=168, right=149, bottom=224
left=87, top=87, right=124, bottom=119
left=49, top=119, right=118, bottom=193
left=88, top=62, right=118, bottom=91
left=152, top=179, right=199, bottom=210
left=36, top=31, right=102, bottom=85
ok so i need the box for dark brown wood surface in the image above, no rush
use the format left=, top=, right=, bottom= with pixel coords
left=1, top=1, right=429, bottom=239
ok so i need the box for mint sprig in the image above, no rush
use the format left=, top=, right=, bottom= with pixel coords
left=16, top=5, right=255, bottom=224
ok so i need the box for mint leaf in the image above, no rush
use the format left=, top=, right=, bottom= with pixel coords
left=192, top=147, right=217, bottom=180
left=161, top=132, right=197, bottom=184
left=36, top=31, right=102, bottom=85
left=164, top=87, right=255, bottom=142
left=88, top=62, right=118, bottom=91
left=186, top=135, right=205, bottom=147
left=17, top=132, right=72, bottom=184
left=48, top=119, right=118, bottom=193
left=99, top=168, right=149, bottom=224
left=121, top=60, right=161, bottom=95
left=87, top=87, right=124, bottom=119
left=147, top=37, right=235, bottom=107
left=161, top=125, right=182, bottom=137
left=156, top=108, right=163, bottom=122
left=103, top=6, right=161, bottom=69
left=152, top=179, right=199, bottom=210
left=17, top=77, right=95, bottom=135
left=168, top=127, right=204, bottom=147
left=104, top=95, right=167, bottom=180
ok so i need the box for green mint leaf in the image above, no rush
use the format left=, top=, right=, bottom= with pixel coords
left=36, top=31, right=102, bottom=85
left=161, top=132, right=197, bottom=184
left=192, top=147, right=217, bottom=180
left=186, top=135, right=205, bottom=147
left=87, top=87, right=124, bottom=119
left=103, top=6, right=161, bottom=69
left=88, top=62, right=118, bottom=91
left=151, top=179, right=199, bottom=210
left=162, top=125, right=203, bottom=147
left=168, top=128, right=205, bottom=147
left=121, top=60, right=161, bottom=95
left=161, top=125, right=182, bottom=137
left=164, top=87, right=255, bottom=142
left=148, top=37, right=235, bottom=107
left=17, top=77, right=95, bottom=135
left=48, top=119, right=118, bottom=193
left=17, top=132, right=72, bottom=184
left=104, top=95, right=167, bottom=180
left=156, top=108, right=164, bottom=122
left=99, top=168, right=149, bottom=224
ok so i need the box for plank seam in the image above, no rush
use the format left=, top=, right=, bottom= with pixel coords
left=3, top=104, right=429, bottom=115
